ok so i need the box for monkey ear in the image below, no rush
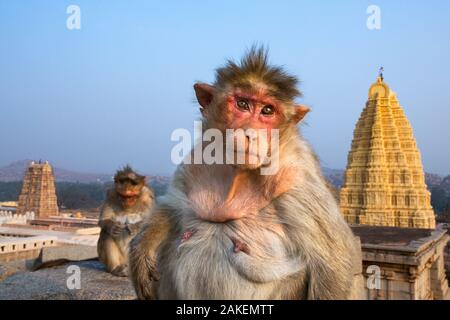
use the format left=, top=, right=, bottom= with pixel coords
left=292, top=105, right=310, bottom=123
left=194, top=83, right=216, bottom=109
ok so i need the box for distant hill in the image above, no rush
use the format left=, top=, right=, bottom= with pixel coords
left=0, top=160, right=112, bottom=183
left=1, top=160, right=446, bottom=189
left=0, top=160, right=171, bottom=190
left=425, top=172, right=445, bottom=188
left=321, top=167, right=345, bottom=188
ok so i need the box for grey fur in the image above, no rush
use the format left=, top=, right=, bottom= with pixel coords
left=131, top=137, right=359, bottom=299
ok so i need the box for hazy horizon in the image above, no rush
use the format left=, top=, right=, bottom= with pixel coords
left=0, top=157, right=448, bottom=179
left=1, top=1, right=450, bottom=176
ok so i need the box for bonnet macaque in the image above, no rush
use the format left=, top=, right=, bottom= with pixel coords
left=129, top=48, right=360, bottom=299
left=97, top=166, right=154, bottom=276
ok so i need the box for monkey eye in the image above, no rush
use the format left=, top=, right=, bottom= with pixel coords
left=261, top=105, right=275, bottom=116
left=236, top=99, right=250, bottom=111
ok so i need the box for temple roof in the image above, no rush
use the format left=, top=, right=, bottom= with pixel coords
left=368, top=76, right=392, bottom=99
left=351, top=225, right=432, bottom=247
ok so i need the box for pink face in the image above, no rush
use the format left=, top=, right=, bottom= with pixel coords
left=220, top=88, right=286, bottom=169
left=225, top=89, right=285, bottom=132
left=194, top=82, right=309, bottom=170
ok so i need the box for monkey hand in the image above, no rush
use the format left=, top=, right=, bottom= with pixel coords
left=126, top=222, right=143, bottom=236
left=110, top=222, right=127, bottom=238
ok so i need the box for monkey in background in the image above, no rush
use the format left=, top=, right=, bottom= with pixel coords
left=97, top=166, right=154, bottom=277
left=129, top=47, right=360, bottom=299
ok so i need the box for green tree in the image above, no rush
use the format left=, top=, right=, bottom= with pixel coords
left=431, top=186, right=447, bottom=214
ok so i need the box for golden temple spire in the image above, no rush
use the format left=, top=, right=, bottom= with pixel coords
left=340, top=77, right=435, bottom=229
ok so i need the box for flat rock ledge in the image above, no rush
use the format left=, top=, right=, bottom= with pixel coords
left=0, top=260, right=136, bottom=300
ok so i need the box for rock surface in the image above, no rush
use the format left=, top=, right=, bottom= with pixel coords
left=32, top=245, right=99, bottom=270
left=0, top=265, right=15, bottom=281
left=0, top=260, right=136, bottom=300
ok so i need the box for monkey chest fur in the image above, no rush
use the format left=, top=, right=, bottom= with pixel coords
left=157, top=219, right=307, bottom=300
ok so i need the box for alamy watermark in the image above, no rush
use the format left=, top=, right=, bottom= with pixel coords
left=66, top=265, right=81, bottom=290
left=66, top=5, right=81, bottom=30
left=367, top=5, right=381, bottom=30
left=171, top=121, right=280, bottom=175
left=366, top=265, right=381, bottom=290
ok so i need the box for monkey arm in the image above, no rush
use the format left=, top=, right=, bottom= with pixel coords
left=278, top=188, right=357, bottom=300
left=98, top=219, right=115, bottom=234
left=230, top=245, right=305, bottom=283
left=98, top=200, right=127, bottom=238
left=99, top=219, right=128, bottom=238
left=304, top=239, right=357, bottom=301
left=306, top=225, right=356, bottom=300
left=129, top=205, right=172, bottom=300
left=98, top=201, right=116, bottom=234
left=300, top=208, right=358, bottom=300
left=99, top=205, right=129, bottom=239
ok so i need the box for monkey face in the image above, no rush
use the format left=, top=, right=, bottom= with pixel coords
left=194, top=78, right=309, bottom=172
left=115, top=179, right=144, bottom=209
left=113, top=166, right=146, bottom=209
left=223, top=88, right=281, bottom=170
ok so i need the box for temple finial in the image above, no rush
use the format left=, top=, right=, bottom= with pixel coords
left=378, top=66, right=384, bottom=82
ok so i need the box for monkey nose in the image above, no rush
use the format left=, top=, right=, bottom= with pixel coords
left=245, top=132, right=258, bottom=141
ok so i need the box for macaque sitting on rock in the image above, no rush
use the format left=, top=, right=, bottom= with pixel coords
left=97, top=166, right=154, bottom=277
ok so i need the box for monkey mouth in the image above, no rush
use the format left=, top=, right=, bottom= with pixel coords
left=120, top=195, right=139, bottom=201
left=118, top=192, right=140, bottom=199
left=119, top=194, right=139, bottom=207
left=232, top=151, right=267, bottom=165
left=235, top=150, right=262, bottom=157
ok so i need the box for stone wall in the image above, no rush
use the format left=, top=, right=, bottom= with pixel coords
left=0, top=211, right=35, bottom=225
left=353, top=225, right=449, bottom=300
left=0, top=235, right=57, bottom=259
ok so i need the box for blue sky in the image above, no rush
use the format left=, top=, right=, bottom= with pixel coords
left=1, top=1, right=449, bottom=175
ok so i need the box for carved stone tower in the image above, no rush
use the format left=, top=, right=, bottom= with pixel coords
left=16, top=161, right=59, bottom=218
left=340, top=76, right=435, bottom=229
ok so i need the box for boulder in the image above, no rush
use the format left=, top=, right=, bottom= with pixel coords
left=31, top=245, right=99, bottom=270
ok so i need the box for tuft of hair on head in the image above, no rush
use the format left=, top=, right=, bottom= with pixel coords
left=214, top=46, right=302, bottom=102
left=114, top=164, right=145, bottom=183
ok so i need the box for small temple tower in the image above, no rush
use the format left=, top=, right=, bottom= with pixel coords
left=340, top=74, right=435, bottom=229
left=16, top=161, right=59, bottom=218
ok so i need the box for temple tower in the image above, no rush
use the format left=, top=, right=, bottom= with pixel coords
left=340, top=76, right=435, bottom=229
left=16, top=161, right=59, bottom=218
